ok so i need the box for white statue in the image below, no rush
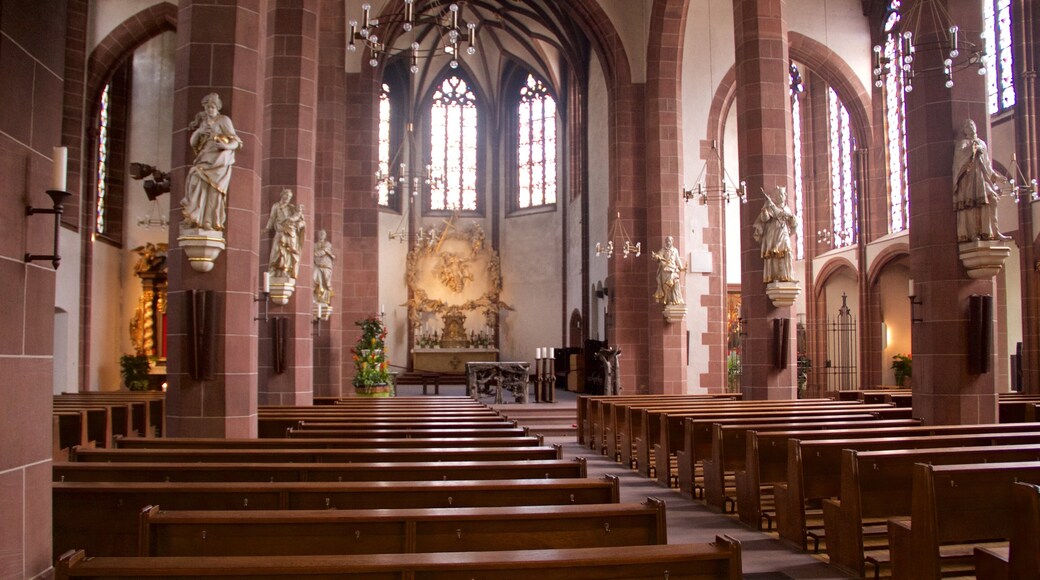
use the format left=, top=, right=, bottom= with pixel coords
left=266, top=188, right=306, bottom=279
left=953, top=118, right=1011, bottom=243
left=181, top=93, right=242, bottom=231
left=753, top=186, right=798, bottom=284
left=313, top=229, right=335, bottom=305
left=652, top=236, right=685, bottom=305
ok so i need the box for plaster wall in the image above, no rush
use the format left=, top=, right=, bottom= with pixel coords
left=89, top=241, right=124, bottom=390
left=596, top=0, right=650, bottom=84
left=88, top=0, right=174, bottom=52
left=723, top=107, right=741, bottom=284
left=587, top=52, right=609, bottom=341
left=378, top=209, right=410, bottom=370
left=55, top=228, right=82, bottom=393
left=1003, top=244, right=1022, bottom=387
left=787, top=0, right=872, bottom=96
left=878, top=262, right=912, bottom=385
left=566, top=180, right=583, bottom=344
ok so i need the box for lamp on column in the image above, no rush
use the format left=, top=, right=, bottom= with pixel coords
left=25, top=147, right=71, bottom=269
left=908, top=278, right=923, bottom=324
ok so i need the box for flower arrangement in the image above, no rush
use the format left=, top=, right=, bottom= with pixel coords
left=352, top=316, right=391, bottom=390
left=891, top=353, right=912, bottom=387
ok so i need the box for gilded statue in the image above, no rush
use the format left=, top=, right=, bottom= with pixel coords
left=651, top=236, right=685, bottom=305
left=266, top=188, right=306, bottom=279
left=953, top=118, right=1011, bottom=242
left=181, top=93, right=242, bottom=231
left=753, top=186, right=798, bottom=283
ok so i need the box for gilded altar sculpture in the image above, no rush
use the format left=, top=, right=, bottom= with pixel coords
left=129, top=242, right=168, bottom=359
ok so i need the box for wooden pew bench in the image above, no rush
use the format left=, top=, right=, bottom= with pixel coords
left=57, top=539, right=743, bottom=579
left=138, top=499, right=666, bottom=556
left=54, top=476, right=620, bottom=557
left=259, top=414, right=511, bottom=438
left=285, top=431, right=538, bottom=445
left=772, top=426, right=1040, bottom=551
left=112, top=435, right=544, bottom=450
left=888, top=462, right=1040, bottom=580
left=974, top=482, right=1040, bottom=580
left=821, top=444, right=1040, bottom=578
left=391, top=371, right=442, bottom=395
left=71, top=445, right=563, bottom=464
left=579, top=394, right=738, bottom=451
left=286, top=426, right=530, bottom=438
left=58, top=392, right=165, bottom=437
left=54, top=458, right=588, bottom=484
left=56, top=397, right=148, bottom=438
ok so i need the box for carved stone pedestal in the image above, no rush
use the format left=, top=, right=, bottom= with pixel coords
left=662, top=304, right=687, bottom=323
left=269, top=275, right=296, bottom=305
left=959, top=240, right=1012, bottom=279
left=178, top=228, right=225, bottom=273
left=765, top=281, right=801, bottom=308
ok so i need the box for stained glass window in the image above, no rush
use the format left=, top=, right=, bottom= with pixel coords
left=881, top=0, right=909, bottom=233
left=984, top=0, right=1015, bottom=114
left=790, top=64, right=805, bottom=260
left=377, top=83, right=392, bottom=207
left=96, top=83, right=111, bottom=235
left=517, top=74, right=557, bottom=208
left=429, top=75, right=478, bottom=211
left=828, top=87, right=858, bottom=248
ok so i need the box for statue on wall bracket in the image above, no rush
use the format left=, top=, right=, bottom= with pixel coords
left=265, top=188, right=306, bottom=305
left=953, top=118, right=1012, bottom=279
left=753, top=185, right=801, bottom=308
left=651, top=235, right=687, bottom=323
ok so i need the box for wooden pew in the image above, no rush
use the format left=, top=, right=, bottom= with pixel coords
left=138, top=498, right=666, bottom=556
left=259, top=414, right=511, bottom=438
left=822, top=444, right=1040, bottom=578
left=57, top=539, right=743, bottom=579
left=888, top=462, right=1040, bottom=580
left=71, top=445, right=563, bottom=464
left=112, top=436, right=544, bottom=450
left=53, top=476, right=620, bottom=557
left=772, top=426, right=1040, bottom=551
left=58, top=392, right=166, bottom=437
left=700, top=418, right=921, bottom=512
left=54, top=458, right=588, bottom=483
left=286, top=428, right=533, bottom=440
left=56, top=397, right=148, bottom=438
left=579, top=394, right=738, bottom=450
left=974, top=482, right=1040, bottom=580
left=732, top=422, right=1040, bottom=536
left=54, top=411, right=91, bottom=460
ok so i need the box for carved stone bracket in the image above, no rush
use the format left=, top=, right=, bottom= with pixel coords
left=178, top=227, right=225, bottom=273
left=662, top=304, right=687, bottom=323
left=269, top=275, right=296, bottom=305
left=959, top=240, right=1012, bottom=279
left=765, top=280, right=801, bottom=308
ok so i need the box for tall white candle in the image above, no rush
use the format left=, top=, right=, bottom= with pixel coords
left=51, top=146, right=67, bottom=192
left=536, top=348, right=543, bottom=359
left=262, top=272, right=271, bottom=293
left=548, top=347, right=554, bottom=358
left=908, top=278, right=915, bottom=298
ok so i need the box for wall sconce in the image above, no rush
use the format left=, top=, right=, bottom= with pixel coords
left=908, top=278, right=923, bottom=323
left=312, top=302, right=331, bottom=336
left=254, top=272, right=271, bottom=322
left=25, top=146, right=71, bottom=269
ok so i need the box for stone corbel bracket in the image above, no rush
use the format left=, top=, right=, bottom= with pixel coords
left=178, top=228, right=225, bottom=273
left=268, top=275, right=297, bottom=305
left=959, top=240, right=1012, bottom=279
left=765, top=280, right=801, bottom=308
left=662, top=304, right=687, bottom=323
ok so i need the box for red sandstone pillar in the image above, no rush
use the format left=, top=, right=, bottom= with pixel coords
left=733, top=0, right=798, bottom=399
left=166, top=0, right=266, bottom=437
left=906, top=0, right=997, bottom=424
left=1013, top=0, right=1040, bottom=392
left=258, top=0, right=319, bottom=405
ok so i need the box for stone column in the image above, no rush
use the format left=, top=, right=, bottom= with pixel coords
left=906, top=0, right=997, bottom=424
left=1013, top=0, right=1040, bottom=392
left=166, top=0, right=266, bottom=437
left=258, top=0, right=319, bottom=405
left=733, top=0, right=797, bottom=399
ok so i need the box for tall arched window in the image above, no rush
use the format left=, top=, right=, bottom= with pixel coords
left=517, top=74, right=557, bottom=208
left=828, top=87, right=858, bottom=248
left=376, top=83, right=393, bottom=207
left=880, top=0, right=909, bottom=233
left=96, top=82, right=111, bottom=235
left=790, top=64, right=805, bottom=260
left=983, top=0, right=1015, bottom=114
left=429, top=75, right=478, bottom=211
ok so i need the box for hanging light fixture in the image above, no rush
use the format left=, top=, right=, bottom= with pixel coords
left=381, top=122, right=446, bottom=243
left=872, top=0, right=986, bottom=93
left=682, top=141, right=747, bottom=206
left=348, top=1, right=478, bottom=73
left=595, top=212, right=641, bottom=259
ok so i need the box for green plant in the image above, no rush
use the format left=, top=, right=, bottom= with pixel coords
left=119, top=354, right=151, bottom=391
left=352, top=316, right=391, bottom=388
left=797, top=355, right=812, bottom=391
left=726, top=351, right=741, bottom=393
left=891, top=353, right=912, bottom=386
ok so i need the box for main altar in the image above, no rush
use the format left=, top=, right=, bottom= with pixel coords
left=404, top=215, right=510, bottom=370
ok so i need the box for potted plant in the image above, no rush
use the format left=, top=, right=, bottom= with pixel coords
left=891, top=353, right=912, bottom=387
left=119, top=354, right=151, bottom=391
left=797, top=354, right=812, bottom=393
left=352, top=316, right=393, bottom=397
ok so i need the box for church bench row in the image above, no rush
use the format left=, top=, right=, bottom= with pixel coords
left=696, top=418, right=922, bottom=512
left=71, top=444, right=563, bottom=463
left=54, top=476, right=620, bottom=557
left=57, top=391, right=166, bottom=437
left=54, top=458, right=588, bottom=484
left=138, top=499, right=667, bottom=557
left=888, top=462, right=1040, bottom=580
left=739, top=421, right=1040, bottom=537
left=57, top=539, right=743, bottom=580
left=636, top=402, right=911, bottom=482
left=974, top=482, right=1040, bottom=580
left=821, top=444, right=1040, bottom=578
left=772, top=426, right=1040, bottom=552
left=285, top=428, right=536, bottom=441
left=833, top=389, right=911, bottom=403
left=577, top=393, right=740, bottom=448
left=112, top=434, right=544, bottom=449
left=259, top=414, right=511, bottom=438
left=54, top=410, right=107, bottom=460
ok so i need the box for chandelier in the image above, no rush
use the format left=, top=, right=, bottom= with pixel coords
left=381, top=123, right=447, bottom=243
left=682, top=141, right=747, bottom=206
left=348, top=1, right=478, bottom=73
left=595, top=212, right=641, bottom=259
left=872, top=0, right=986, bottom=93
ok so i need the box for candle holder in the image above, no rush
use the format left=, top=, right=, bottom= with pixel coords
left=25, top=189, right=72, bottom=268
left=254, top=274, right=271, bottom=322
